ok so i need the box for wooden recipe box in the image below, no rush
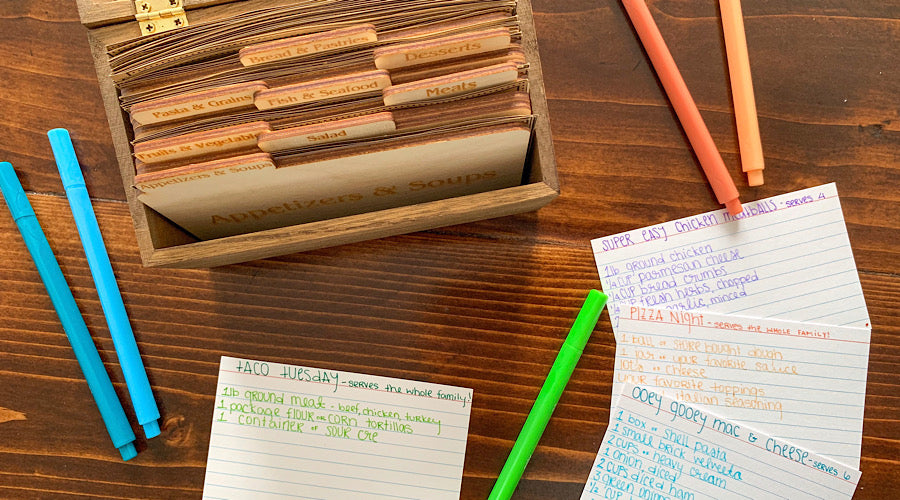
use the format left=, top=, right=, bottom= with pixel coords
left=75, top=0, right=559, bottom=268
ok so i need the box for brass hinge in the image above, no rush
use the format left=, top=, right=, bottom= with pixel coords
left=135, top=0, right=189, bottom=36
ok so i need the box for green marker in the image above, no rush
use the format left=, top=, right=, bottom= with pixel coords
left=488, top=289, right=608, bottom=500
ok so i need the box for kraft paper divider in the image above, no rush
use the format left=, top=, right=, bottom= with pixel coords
left=276, top=115, right=535, bottom=166
left=123, top=22, right=527, bottom=140
left=124, top=24, right=530, bottom=163
left=106, top=1, right=496, bottom=59
left=116, top=15, right=523, bottom=134
left=131, top=88, right=533, bottom=176
left=119, top=33, right=523, bottom=107
left=136, top=95, right=384, bottom=143
left=111, top=23, right=518, bottom=94
left=256, top=112, right=399, bottom=153
left=109, top=1, right=519, bottom=81
left=125, top=23, right=531, bottom=170
left=77, top=0, right=558, bottom=267
left=133, top=95, right=385, bottom=142
left=128, top=79, right=533, bottom=173
left=133, top=110, right=535, bottom=177
left=117, top=15, right=521, bottom=105
left=129, top=56, right=529, bottom=141
left=134, top=114, right=534, bottom=179
left=131, top=82, right=530, bottom=160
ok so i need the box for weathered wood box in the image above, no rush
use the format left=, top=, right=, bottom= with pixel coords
left=76, top=0, right=558, bottom=268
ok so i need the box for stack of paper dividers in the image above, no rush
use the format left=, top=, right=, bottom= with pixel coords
left=108, top=1, right=538, bottom=240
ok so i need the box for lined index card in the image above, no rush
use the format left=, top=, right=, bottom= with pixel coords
left=591, top=184, right=869, bottom=330
left=581, top=383, right=861, bottom=500
left=612, top=309, right=870, bottom=467
left=202, top=356, right=473, bottom=499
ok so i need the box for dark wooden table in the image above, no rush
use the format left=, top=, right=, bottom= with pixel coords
left=1, top=1, right=897, bottom=498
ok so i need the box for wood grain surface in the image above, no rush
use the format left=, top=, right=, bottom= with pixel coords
left=0, top=1, right=897, bottom=498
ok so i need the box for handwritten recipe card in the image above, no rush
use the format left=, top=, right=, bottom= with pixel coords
left=581, top=384, right=861, bottom=500
left=203, top=356, right=474, bottom=499
left=591, top=184, right=869, bottom=330
left=612, top=309, right=870, bottom=467
left=586, top=184, right=872, bottom=498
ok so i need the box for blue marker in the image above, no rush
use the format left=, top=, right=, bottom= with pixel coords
left=0, top=162, right=138, bottom=460
left=47, top=129, right=161, bottom=439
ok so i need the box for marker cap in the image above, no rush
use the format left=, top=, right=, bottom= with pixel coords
left=725, top=198, right=743, bottom=215
left=47, top=129, right=87, bottom=190
left=747, top=169, right=764, bottom=186
left=563, top=289, right=608, bottom=353
left=143, top=419, right=161, bottom=438
left=118, top=442, right=138, bottom=461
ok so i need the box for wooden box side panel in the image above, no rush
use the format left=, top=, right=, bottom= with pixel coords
left=149, top=183, right=558, bottom=268
left=85, top=30, right=179, bottom=266
left=517, top=0, right=559, bottom=190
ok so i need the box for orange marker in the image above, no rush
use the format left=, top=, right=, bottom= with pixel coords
left=720, top=0, right=765, bottom=186
left=622, top=0, right=742, bottom=215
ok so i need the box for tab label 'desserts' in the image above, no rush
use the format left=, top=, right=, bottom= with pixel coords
left=374, top=28, right=511, bottom=70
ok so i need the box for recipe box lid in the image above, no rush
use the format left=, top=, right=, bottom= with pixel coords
left=74, top=0, right=559, bottom=268
left=76, top=0, right=233, bottom=28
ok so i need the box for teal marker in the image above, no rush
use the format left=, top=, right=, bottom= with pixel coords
left=488, top=289, right=608, bottom=500
left=48, top=129, right=161, bottom=439
left=0, top=162, right=137, bottom=460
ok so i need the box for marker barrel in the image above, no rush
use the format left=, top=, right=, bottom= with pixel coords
left=488, top=290, right=608, bottom=500
left=47, top=130, right=161, bottom=438
left=0, top=162, right=137, bottom=460
left=622, top=0, right=742, bottom=214
left=720, top=0, right=765, bottom=185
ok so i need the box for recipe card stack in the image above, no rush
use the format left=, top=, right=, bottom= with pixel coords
left=107, top=0, right=535, bottom=240
left=583, top=185, right=872, bottom=499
